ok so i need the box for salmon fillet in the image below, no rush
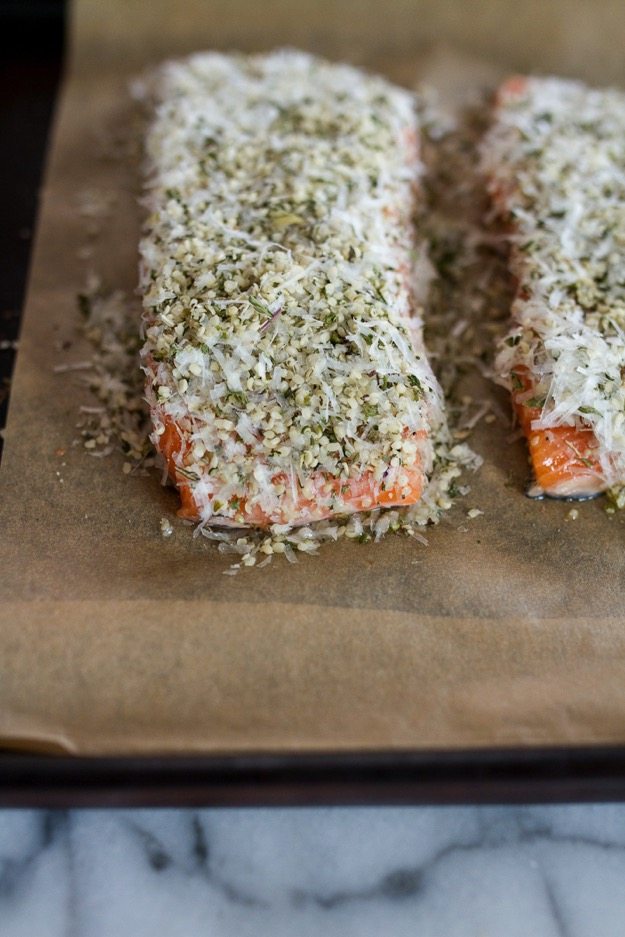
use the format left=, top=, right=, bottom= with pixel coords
left=139, top=51, right=444, bottom=528
left=482, top=75, right=625, bottom=499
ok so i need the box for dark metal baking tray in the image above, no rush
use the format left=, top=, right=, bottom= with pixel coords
left=2, top=1, right=625, bottom=808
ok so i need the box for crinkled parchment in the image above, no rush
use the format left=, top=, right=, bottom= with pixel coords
left=0, top=1, right=624, bottom=754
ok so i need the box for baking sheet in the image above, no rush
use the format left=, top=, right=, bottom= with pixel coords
left=1, top=0, right=625, bottom=756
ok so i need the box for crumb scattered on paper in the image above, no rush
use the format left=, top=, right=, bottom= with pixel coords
left=67, top=272, right=155, bottom=471
left=160, top=516, right=174, bottom=538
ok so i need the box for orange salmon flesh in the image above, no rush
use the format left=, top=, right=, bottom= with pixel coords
left=158, top=416, right=427, bottom=526
left=490, top=76, right=607, bottom=498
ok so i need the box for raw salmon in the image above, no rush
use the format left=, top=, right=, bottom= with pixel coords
left=483, top=75, right=625, bottom=498
left=140, top=51, right=444, bottom=528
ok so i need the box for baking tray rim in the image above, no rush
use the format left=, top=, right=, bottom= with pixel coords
left=3, top=744, right=625, bottom=807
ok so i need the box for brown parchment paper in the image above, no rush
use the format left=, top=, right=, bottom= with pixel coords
left=2, top=0, right=625, bottom=755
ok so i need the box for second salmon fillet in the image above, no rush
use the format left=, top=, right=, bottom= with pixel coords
left=482, top=75, right=625, bottom=500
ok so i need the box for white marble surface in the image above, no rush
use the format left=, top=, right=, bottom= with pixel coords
left=1, top=805, right=625, bottom=936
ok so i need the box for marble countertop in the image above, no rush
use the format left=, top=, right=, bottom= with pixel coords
left=1, top=804, right=624, bottom=936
